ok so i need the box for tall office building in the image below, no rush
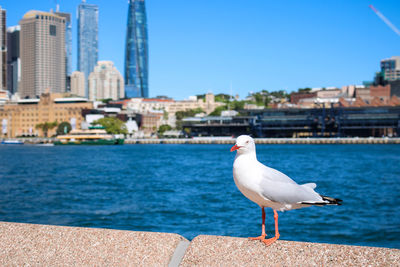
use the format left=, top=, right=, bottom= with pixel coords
left=6, top=25, right=20, bottom=94
left=0, top=6, right=6, bottom=91
left=88, top=61, right=124, bottom=101
left=77, top=0, right=98, bottom=98
left=125, top=0, right=149, bottom=98
left=381, top=56, right=400, bottom=82
left=19, top=11, right=66, bottom=98
left=55, top=10, right=72, bottom=76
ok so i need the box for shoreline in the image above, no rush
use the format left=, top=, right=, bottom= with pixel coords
left=2, top=137, right=400, bottom=145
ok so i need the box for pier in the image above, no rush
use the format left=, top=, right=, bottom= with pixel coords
left=124, top=137, right=400, bottom=145
left=0, top=222, right=398, bottom=266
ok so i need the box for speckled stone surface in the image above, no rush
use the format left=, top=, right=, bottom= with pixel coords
left=0, top=221, right=187, bottom=266
left=180, top=235, right=400, bottom=266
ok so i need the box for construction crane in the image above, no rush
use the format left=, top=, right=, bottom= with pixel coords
left=369, top=5, right=400, bottom=36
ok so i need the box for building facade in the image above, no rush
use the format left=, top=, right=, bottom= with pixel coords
left=381, top=56, right=400, bottom=82
left=6, top=25, right=20, bottom=94
left=77, top=0, right=98, bottom=97
left=0, top=6, right=6, bottom=91
left=0, top=93, right=92, bottom=137
left=19, top=11, right=66, bottom=99
left=88, top=61, right=124, bottom=101
left=126, top=93, right=223, bottom=115
left=71, top=71, right=85, bottom=97
left=125, top=0, right=149, bottom=98
left=55, top=11, right=72, bottom=77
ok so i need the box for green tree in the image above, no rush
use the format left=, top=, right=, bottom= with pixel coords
left=56, top=122, right=72, bottom=135
left=100, top=98, right=113, bottom=104
left=35, top=121, right=58, bottom=137
left=231, top=100, right=245, bottom=111
left=158, top=124, right=172, bottom=135
left=175, top=108, right=204, bottom=120
left=215, top=93, right=232, bottom=103
left=209, top=105, right=228, bottom=116
left=298, top=87, right=312, bottom=93
left=92, top=117, right=128, bottom=135
left=163, top=110, right=169, bottom=120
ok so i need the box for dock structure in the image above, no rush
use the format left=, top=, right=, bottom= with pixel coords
left=0, top=222, right=399, bottom=266
left=182, top=106, right=400, bottom=138
left=124, top=137, right=400, bottom=145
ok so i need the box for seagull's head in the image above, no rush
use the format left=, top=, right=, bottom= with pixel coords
left=230, top=135, right=256, bottom=154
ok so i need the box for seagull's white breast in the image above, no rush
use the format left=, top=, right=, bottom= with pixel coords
left=233, top=154, right=278, bottom=208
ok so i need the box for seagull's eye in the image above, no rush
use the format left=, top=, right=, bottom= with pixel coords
left=246, top=140, right=249, bottom=144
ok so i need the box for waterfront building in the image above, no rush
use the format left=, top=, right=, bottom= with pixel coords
left=126, top=93, right=223, bottom=116
left=6, top=26, right=20, bottom=94
left=0, top=6, right=6, bottom=91
left=290, top=92, right=317, bottom=104
left=88, top=61, right=124, bottom=101
left=125, top=0, right=149, bottom=98
left=0, top=93, right=92, bottom=138
left=381, top=56, right=400, bottom=82
left=140, top=111, right=163, bottom=134
left=71, top=71, right=85, bottom=97
left=77, top=0, right=98, bottom=97
left=19, top=10, right=66, bottom=99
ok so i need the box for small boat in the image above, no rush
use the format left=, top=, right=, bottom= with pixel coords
left=1, top=139, right=24, bottom=145
left=54, top=127, right=124, bottom=145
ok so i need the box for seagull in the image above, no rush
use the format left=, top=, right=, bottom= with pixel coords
left=231, top=135, right=342, bottom=246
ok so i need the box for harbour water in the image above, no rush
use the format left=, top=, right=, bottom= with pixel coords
left=0, top=144, right=399, bottom=248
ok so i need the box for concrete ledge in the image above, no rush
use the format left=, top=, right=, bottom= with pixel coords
left=1, top=222, right=399, bottom=266
left=180, top=235, right=400, bottom=266
left=0, top=222, right=187, bottom=266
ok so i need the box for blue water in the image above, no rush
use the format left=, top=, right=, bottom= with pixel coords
left=0, top=144, right=399, bottom=248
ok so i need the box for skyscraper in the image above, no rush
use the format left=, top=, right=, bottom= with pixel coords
left=125, top=0, right=149, bottom=98
left=55, top=10, right=72, bottom=76
left=0, top=6, right=6, bottom=91
left=19, top=11, right=66, bottom=98
left=77, top=0, right=98, bottom=98
left=6, top=25, right=20, bottom=94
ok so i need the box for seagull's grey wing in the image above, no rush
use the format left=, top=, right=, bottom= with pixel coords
left=259, top=166, right=323, bottom=204
left=259, top=163, right=297, bottom=184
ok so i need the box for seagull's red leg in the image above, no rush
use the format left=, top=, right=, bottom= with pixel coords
left=248, top=207, right=267, bottom=241
left=262, top=209, right=280, bottom=246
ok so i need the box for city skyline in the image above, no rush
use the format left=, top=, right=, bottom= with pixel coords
left=1, top=0, right=400, bottom=99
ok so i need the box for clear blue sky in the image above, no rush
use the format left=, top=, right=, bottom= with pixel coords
left=2, top=0, right=400, bottom=99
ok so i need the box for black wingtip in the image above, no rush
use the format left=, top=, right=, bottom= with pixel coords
left=301, top=195, right=343, bottom=206
left=321, top=195, right=343, bottom=205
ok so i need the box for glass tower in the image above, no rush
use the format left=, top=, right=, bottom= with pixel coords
left=77, top=0, right=98, bottom=98
left=125, top=0, right=149, bottom=98
left=56, top=11, right=72, bottom=76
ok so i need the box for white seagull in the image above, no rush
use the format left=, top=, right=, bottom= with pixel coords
left=231, top=135, right=342, bottom=246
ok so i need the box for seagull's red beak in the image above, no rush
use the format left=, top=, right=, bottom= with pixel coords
left=230, top=144, right=241, bottom=152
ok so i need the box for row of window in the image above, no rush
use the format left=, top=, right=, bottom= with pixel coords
left=36, top=15, right=65, bottom=24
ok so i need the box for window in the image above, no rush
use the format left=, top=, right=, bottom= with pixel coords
left=50, top=25, right=56, bottom=36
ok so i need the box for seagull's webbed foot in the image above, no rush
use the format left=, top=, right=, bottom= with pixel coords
left=261, top=235, right=279, bottom=246
left=248, top=234, right=267, bottom=241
